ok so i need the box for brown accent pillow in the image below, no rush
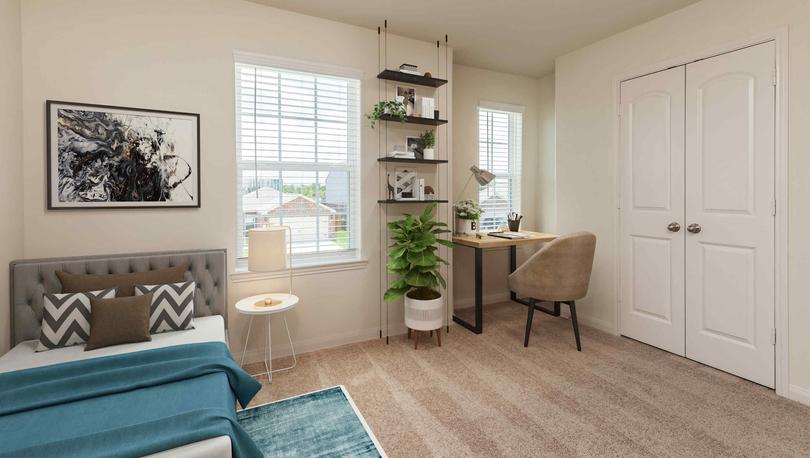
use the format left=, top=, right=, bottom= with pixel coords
left=57, top=263, right=189, bottom=297
left=85, top=294, right=153, bottom=351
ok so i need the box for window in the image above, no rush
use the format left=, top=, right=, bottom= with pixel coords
left=235, top=54, right=361, bottom=266
left=478, top=103, right=522, bottom=231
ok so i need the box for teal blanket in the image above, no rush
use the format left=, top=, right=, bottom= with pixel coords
left=0, top=342, right=263, bottom=458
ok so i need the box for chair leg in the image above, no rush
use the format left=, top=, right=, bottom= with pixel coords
left=436, top=328, right=442, bottom=347
left=524, top=299, right=536, bottom=347
left=569, top=301, right=582, bottom=351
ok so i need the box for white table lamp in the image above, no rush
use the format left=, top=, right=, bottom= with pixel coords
left=248, top=226, right=293, bottom=307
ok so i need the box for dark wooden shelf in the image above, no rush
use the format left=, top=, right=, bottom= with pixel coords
left=378, top=199, right=448, bottom=204
left=379, top=114, right=448, bottom=126
left=377, top=69, right=448, bottom=88
left=378, top=157, right=448, bottom=165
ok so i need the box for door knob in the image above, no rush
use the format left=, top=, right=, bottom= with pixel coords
left=687, top=223, right=702, bottom=234
left=667, top=222, right=681, bottom=232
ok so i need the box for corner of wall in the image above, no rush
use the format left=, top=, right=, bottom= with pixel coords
left=0, top=0, right=24, bottom=355
left=537, top=72, right=556, bottom=233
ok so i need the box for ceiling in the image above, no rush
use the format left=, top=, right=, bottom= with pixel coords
left=247, top=0, right=699, bottom=77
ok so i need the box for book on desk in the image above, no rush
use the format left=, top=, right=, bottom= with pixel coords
left=488, top=232, right=528, bottom=240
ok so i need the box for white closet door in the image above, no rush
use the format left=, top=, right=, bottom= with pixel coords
left=684, top=42, right=775, bottom=388
left=619, top=66, right=686, bottom=356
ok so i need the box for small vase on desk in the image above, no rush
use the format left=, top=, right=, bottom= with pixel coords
left=456, top=218, right=477, bottom=235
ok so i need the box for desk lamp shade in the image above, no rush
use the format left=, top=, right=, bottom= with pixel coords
left=470, top=165, right=495, bottom=186
left=459, top=165, right=497, bottom=200
left=248, top=227, right=287, bottom=272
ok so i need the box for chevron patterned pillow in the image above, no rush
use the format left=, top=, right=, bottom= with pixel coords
left=36, top=288, right=117, bottom=352
left=135, top=281, right=196, bottom=334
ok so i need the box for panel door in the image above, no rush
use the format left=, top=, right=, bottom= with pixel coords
left=619, top=66, right=686, bottom=356
left=684, top=42, right=776, bottom=388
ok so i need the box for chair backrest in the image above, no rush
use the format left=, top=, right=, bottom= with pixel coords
left=508, top=231, right=597, bottom=302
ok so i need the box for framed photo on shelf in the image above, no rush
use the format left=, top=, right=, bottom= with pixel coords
left=46, top=100, right=200, bottom=209
left=405, top=136, right=422, bottom=159
left=393, top=168, right=418, bottom=200
left=396, top=86, right=416, bottom=115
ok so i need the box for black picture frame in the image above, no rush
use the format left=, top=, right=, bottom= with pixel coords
left=46, top=100, right=201, bottom=210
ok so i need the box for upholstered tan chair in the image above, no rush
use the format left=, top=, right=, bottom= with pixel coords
left=508, top=231, right=596, bottom=350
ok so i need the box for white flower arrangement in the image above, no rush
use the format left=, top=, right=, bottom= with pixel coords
left=454, top=199, right=482, bottom=220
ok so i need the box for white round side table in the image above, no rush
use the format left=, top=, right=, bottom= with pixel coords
left=236, top=293, right=299, bottom=381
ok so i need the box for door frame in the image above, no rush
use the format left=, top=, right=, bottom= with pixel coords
left=612, top=28, right=789, bottom=397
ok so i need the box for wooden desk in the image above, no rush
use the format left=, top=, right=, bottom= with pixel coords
left=452, top=231, right=558, bottom=334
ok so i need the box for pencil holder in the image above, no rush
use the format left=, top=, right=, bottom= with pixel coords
left=508, top=219, right=521, bottom=231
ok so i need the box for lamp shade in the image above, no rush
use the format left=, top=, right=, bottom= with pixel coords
left=248, top=227, right=288, bottom=272
left=470, top=165, right=496, bottom=186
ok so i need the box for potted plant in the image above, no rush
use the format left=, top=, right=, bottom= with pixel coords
left=367, top=100, right=407, bottom=128
left=418, top=130, right=436, bottom=160
left=384, top=204, right=453, bottom=335
left=454, top=199, right=482, bottom=235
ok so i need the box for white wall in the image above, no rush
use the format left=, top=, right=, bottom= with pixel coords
left=451, top=64, right=549, bottom=307
left=554, top=0, right=810, bottom=398
left=0, top=0, right=23, bottom=354
left=537, top=73, right=556, bottom=233
left=18, top=0, right=451, bottom=359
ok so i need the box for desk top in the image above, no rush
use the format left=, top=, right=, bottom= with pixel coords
left=452, top=230, right=558, bottom=249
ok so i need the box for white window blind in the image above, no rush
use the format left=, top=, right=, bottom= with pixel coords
left=235, top=58, right=361, bottom=266
left=478, top=105, right=522, bottom=231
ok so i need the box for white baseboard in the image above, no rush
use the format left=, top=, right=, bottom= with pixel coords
left=455, top=291, right=617, bottom=334
left=559, top=309, right=616, bottom=334
left=789, top=384, right=810, bottom=407
left=233, top=324, right=404, bottom=365
left=454, top=291, right=511, bottom=309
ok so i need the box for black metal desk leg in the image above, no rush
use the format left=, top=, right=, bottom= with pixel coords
left=474, top=247, right=483, bottom=332
left=509, top=245, right=517, bottom=302
left=452, top=246, right=484, bottom=334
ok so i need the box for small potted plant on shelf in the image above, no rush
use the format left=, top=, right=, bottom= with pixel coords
left=367, top=100, right=407, bottom=128
left=418, top=130, right=436, bottom=160
left=454, top=199, right=482, bottom=235
left=384, top=204, right=453, bottom=341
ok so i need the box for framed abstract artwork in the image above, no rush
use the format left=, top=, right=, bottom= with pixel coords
left=46, top=100, right=200, bottom=209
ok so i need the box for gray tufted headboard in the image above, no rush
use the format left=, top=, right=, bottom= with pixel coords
left=9, top=249, right=227, bottom=347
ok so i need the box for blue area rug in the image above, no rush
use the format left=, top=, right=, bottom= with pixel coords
left=237, top=386, right=385, bottom=457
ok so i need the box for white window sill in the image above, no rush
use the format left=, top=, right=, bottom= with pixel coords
left=231, top=258, right=368, bottom=283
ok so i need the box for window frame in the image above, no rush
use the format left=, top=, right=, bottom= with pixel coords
left=477, top=101, right=523, bottom=231
left=233, top=51, right=363, bottom=269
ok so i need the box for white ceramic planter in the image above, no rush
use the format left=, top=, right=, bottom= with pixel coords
left=404, top=292, right=444, bottom=331
left=422, top=148, right=435, bottom=160
left=455, top=218, right=478, bottom=235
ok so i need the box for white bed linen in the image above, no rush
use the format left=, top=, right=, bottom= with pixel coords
left=146, top=436, right=232, bottom=458
left=0, top=315, right=225, bottom=373
left=0, top=315, right=232, bottom=458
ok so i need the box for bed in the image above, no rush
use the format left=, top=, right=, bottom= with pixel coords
left=0, top=249, right=259, bottom=458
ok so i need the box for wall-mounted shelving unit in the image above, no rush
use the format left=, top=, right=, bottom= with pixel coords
left=377, top=199, right=449, bottom=204
left=377, top=114, right=448, bottom=126
left=377, top=157, right=448, bottom=165
left=377, top=21, right=451, bottom=344
left=377, top=69, right=448, bottom=87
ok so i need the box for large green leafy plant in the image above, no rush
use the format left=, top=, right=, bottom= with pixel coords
left=384, top=204, right=453, bottom=302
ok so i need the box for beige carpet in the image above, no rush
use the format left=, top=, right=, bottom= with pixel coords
left=243, top=301, right=810, bottom=457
